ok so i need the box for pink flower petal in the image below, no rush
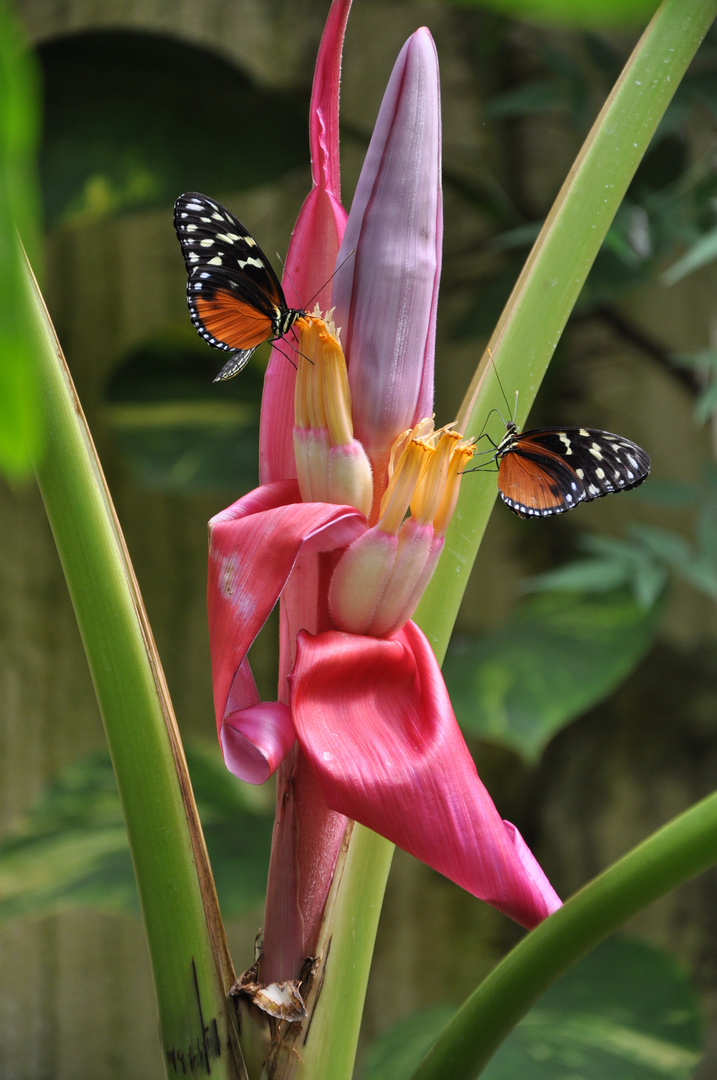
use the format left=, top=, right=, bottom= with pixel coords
left=259, top=0, right=351, bottom=484
left=501, top=821, right=561, bottom=916
left=331, top=28, right=441, bottom=485
left=309, top=0, right=352, bottom=205
left=222, top=702, right=295, bottom=784
left=208, top=479, right=366, bottom=738
left=290, top=620, right=561, bottom=928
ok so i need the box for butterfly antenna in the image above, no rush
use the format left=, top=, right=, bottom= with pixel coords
left=476, top=407, right=506, bottom=441
left=277, top=255, right=302, bottom=308
left=277, top=249, right=355, bottom=313
left=486, top=348, right=518, bottom=426
left=304, top=248, right=356, bottom=312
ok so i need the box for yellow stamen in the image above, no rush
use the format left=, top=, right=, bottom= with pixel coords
left=292, top=313, right=373, bottom=516
left=294, top=315, right=354, bottom=446
left=378, top=435, right=431, bottom=534
left=388, top=418, right=435, bottom=479
left=321, top=329, right=354, bottom=446
left=411, top=429, right=461, bottom=524
left=328, top=416, right=471, bottom=636
left=433, top=439, right=473, bottom=536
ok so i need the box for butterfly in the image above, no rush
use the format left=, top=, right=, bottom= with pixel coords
left=476, top=420, right=651, bottom=518
left=173, top=192, right=306, bottom=381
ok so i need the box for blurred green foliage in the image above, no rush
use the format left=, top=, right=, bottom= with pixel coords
left=0, top=746, right=273, bottom=921
left=0, top=0, right=44, bottom=479
left=451, top=25, right=717, bottom=340
left=433, top=20, right=717, bottom=769
left=672, top=351, right=717, bottom=425
left=450, top=463, right=717, bottom=767
left=545, top=470, right=717, bottom=605
left=39, top=31, right=309, bottom=227
left=360, top=937, right=702, bottom=1080
left=523, top=532, right=669, bottom=607
left=444, top=0, right=660, bottom=29
left=444, top=586, right=664, bottom=762
left=105, top=332, right=265, bottom=493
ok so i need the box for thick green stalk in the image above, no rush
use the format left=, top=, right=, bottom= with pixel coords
left=28, top=266, right=244, bottom=1079
left=415, top=0, right=717, bottom=659
left=412, top=789, right=717, bottom=1080
left=0, top=0, right=43, bottom=479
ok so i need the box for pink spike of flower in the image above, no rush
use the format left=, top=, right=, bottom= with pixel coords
left=332, top=28, right=441, bottom=504
left=207, top=1, right=560, bottom=985
left=208, top=479, right=366, bottom=783
left=290, top=622, right=560, bottom=927
left=259, top=1, right=351, bottom=485
left=208, top=479, right=365, bottom=730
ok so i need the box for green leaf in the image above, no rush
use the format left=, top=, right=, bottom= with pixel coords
left=482, top=81, right=566, bottom=119
left=639, top=478, right=701, bottom=507
left=443, top=589, right=663, bottom=762
left=696, top=499, right=717, bottom=560
left=662, top=223, right=717, bottom=284
left=360, top=1008, right=457, bottom=1080
left=525, top=553, right=669, bottom=610
left=679, top=559, right=717, bottom=600
left=441, top=0, right=661, bottom=30
left=628, top=523, right=717, bottom=602
left=628, top=524, right=695, bottom=568
left=694, top=382, right=717, bottom=424
left=481, top=937, right=702, bottom=1080
left=0, top=748, right=273, bottom=921
left=0, top=0, right=43, bottom=479
left=365, top=938, right=701, bottom=1080
left=670, top=351, right=717, bottom=425
left=671, top=348, right=717, bottom=372
left=485, top=222, right=543, bottom=254
left=523, top=558, right=641, bottom=595
left=525, top=533, right=671, bottom=609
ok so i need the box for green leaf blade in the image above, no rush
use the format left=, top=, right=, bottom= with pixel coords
left=364, top=939, right=702, bottom=1080
left=444, top=590, right=663, bottom=763
left=0, top=0, right=44, bottom=479
left=480, top=938, right=702, bottom=1080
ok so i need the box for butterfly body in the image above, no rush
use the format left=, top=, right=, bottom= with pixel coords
left=174, top=192, right=305, bottom=380
left=492, top=423, right=650, bottom=518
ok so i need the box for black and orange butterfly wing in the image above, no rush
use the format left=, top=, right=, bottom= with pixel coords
left=173, top=192, right=303, bottom=380
left=497, top=427, right=651, bottom=518
left=497, top=438, right=585, bottom=518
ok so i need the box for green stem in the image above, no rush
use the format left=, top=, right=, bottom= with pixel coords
left=272, top=824, right=395, bottom=1079
left=28, top=265, right=244, bottom=1078
left=412, top=789, right=717, bottom=1080
left=415, top=0, right=717, bottom=660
